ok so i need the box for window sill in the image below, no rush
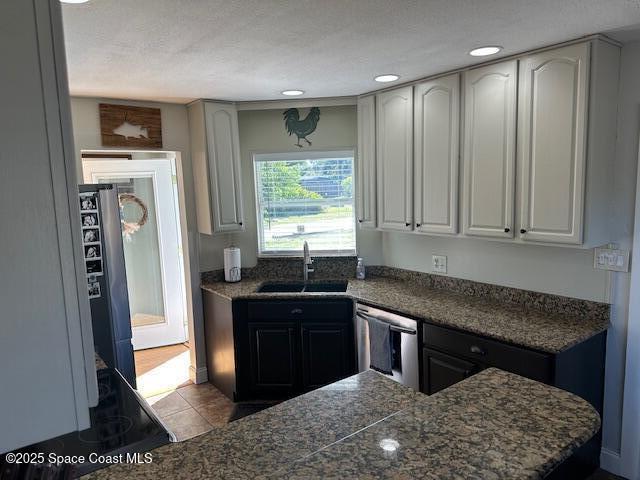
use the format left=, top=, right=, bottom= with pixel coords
left=257, top=251, right=357, bottom=258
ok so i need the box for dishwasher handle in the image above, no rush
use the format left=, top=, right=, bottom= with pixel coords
left=356, top=311, right=417, bottom=335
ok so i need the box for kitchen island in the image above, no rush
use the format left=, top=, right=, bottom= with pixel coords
left=84, top=368, right=599, bottom=479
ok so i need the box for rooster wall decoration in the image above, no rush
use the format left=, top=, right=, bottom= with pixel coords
left=283, top=107, right=320, bottom=148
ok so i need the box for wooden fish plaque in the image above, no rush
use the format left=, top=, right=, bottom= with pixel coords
left=99, top=103, right=162, bottom=148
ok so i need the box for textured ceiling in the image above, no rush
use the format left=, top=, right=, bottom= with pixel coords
left=61, top=0, right=640, bottom=104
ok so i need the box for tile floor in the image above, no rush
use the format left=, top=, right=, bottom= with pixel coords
left=147, top=383, right=235, bottom=441
left=134, top=343, right=236, bottom=441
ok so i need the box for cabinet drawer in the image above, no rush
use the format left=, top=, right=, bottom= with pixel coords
left=423, top=348, right=480, bottom=395
left=423, top=324, right=552, bottom=383
left=246, top=300, right=352, bottom=321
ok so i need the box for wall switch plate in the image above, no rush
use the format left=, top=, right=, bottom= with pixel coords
left=594, top=245, right=630, bottom=272
left=432, top=255, right=447, bottom=274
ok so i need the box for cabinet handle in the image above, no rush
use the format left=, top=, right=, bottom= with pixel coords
left=405, top=222, right=411, bottom=227
left=504, top=227, right=510, bottom=233
left=239, top=222, right=243, bottom=226
left=470, top=345, right=486, bottom=356
left=358, top=219, right=363, bottom=223
left=291, top=308, right=303, bottom=315
left=416, top=223, right=421, bottom=228
left=520, top=228, right=527, bottom=234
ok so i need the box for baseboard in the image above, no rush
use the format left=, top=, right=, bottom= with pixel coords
left=600, top=448, right=625, bottom=477
left=189, top=365, right=208, bottom=384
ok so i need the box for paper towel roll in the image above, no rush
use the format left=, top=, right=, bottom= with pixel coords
left=224, top=247, right=241, bottom=282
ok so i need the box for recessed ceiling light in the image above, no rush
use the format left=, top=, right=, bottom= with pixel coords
left=374, top=74, right=400, bottom=83
left=281, top=90, right=304, bottom=96
left=60, top=0, right=90, bottom=3
left=469, top=46, right=503, bottom=57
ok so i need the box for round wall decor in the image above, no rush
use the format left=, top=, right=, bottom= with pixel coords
left=118, top=193, right=148, bottom=238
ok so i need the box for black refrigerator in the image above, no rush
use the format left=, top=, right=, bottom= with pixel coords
left=78, top=184, right=136, bottom=387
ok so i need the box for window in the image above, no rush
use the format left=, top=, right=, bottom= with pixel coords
left=253, top=150, right=356, bottom=256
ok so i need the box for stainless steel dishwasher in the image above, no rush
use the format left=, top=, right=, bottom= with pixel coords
left=355, top=304, right=419, bottom=391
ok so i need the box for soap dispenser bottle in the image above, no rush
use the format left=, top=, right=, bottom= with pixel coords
left=356, top=257, right=366, bottom=280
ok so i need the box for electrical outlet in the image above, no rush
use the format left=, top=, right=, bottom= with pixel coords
left=594, top=245, right=630, bottom=272
left=432, top=255, right=447, bottom=274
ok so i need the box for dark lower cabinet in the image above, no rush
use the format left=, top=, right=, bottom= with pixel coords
left=421, top=324, right=554, bottom=396
left=234, top=298, right=355, bottom=401
left=423, top=348, right=479, bottom=395
left=423, top=324, right=553, bottom=388
left=301, top=323, right=350, bottom=391
left=420, top=323, right=605, bottom=406
left=248, top=322, right=297, bottom=398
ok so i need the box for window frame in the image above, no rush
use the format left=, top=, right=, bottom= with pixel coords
left=252, top=149, right=357, bottom=257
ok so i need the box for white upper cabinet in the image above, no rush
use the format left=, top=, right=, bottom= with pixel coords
left=462, top=60, right=517, bottom=238
left=205, top=102, right=245, bottom=233
left=356, top=95, right=377, bottom=229
left=190, top=101, right=245, bottom=235
left=414, top=73, right=460, bottom=235
left=517, top=43, right=590, bottom=244
left=358, top=40, right=618, bottom=247
left=376, top=86, right=413, bottom=231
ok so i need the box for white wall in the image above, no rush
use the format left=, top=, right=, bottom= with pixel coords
left=69, top=98, right=195, bottom=223
left=383, top=233, right=608, bottom=301
left=198, top=105, right=384, bottom=271
left=600, top=40, right=640, bottom=477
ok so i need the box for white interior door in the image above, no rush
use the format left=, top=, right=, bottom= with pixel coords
left=83, top=159, right=187, bottom=350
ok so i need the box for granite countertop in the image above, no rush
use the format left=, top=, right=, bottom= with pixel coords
left=83, top=368, right=600, bottom=479
left=201, top=276, right=609, bottom=353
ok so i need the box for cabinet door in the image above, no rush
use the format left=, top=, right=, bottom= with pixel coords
left=376, top=86, right=413, bottom=231
left=422, top=348, right=480, bottom=395
left=462, top=61, right=517, bottom=238
left=248, top=322, right=298, bottom=398
left=414, top=74, right=460, bottom=234
left=204, top=102, right=245, bottom=233
left=518, top=43, right=590, bottom=244
left=356, top=96, right=377, bottom=229
left=301, top=323, right=352, bottom=390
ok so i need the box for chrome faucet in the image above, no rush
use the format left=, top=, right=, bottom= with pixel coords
left=303, top=241, right=314, bottom=281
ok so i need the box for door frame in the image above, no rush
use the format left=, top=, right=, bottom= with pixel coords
left=81, top=150, right=208, bottom=384
left=82, top=158, right=188, bottom=350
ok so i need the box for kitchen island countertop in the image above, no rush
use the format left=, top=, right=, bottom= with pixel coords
left=201, top=275, right=608, bottom=353
left=83, top=368, right=599, bottom=479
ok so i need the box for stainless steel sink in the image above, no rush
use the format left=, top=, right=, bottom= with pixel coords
left=256, top=280, right=348, bottom=293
